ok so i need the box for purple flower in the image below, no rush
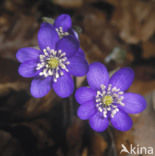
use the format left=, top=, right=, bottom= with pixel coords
left=53, top=14, right=78, bottom=39
left=75, top=62, right=147, bottom=132
left=16, top=22, right=88, bottom=98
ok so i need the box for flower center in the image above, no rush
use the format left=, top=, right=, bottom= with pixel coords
left=96, top=84, right=125, bottom=118
left=36, top=46, right=70, bottom=82
left=103, top=95, right=113, bottom=106
left=48, top=58, right=59, bottom=69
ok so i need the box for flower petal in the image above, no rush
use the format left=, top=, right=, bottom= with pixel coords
left=89, top=113, right=109, bottom=132
left=18, top=60, right=38, bottom=78
left=75, top=87, right=96, bottom=105
left=38, top=22, right=59, bottom=51
left=68, top=56, right=88, bottom=76
left=70, top=29, right=79, bottom=40
left=118, top=93, right=147, bottom=114
left=53, top=72, right=74, bottom=98
left=56, top=36, right=79, bottom=58
left=77, top=100, right=96, bottom=120
left=54, top=14, right=72, bottom=32
left=87, top=62, right=109, bottom=90
left=16, top=47, right=41, bottom=63
left=109, top=67, right=134, bottom=91
left=75, top=48, right=85, bottom=57
left=110, top=110, right=133, bottom=131
left=30, top=77, right=52, bottom=98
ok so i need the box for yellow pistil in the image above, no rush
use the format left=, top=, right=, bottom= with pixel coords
left=103, top=95, right=113, bottom=106
left=48, top=58, right=59, bottom=69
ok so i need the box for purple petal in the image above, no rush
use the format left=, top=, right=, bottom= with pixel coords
left=53, top=72, right=74, bottom=98
left=87, top=62, right=109, bottom=90
left=77, top=100, right=96, bottom=120
left=89, top=113, right=109, bottom=132
left=68, top=56, right=89, bottom=76
left=110, top=110, right=133, bottom=131
left=18, top=60, right=38, bottom=78
left=54, top=14, right=72, bottom=32
left=75, top=48, right=85, bottom=57
left=118, top=93, right=147, bottom=114
left=38, top=22, right=59, bottom=51
left=56, top=36, right=79, bottom=58
left=109, top=67, right=134, bottom=91
left=16, top=47, right=41, bottom=63
left=75, top=87, right=96, bottom=105
left=69, top=29, right=79, bottom=40
left=30, top=77, right=52, bottom=98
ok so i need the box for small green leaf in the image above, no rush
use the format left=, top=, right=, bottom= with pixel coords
left=105, top=47, right=126, bottom=64
left=42, top=17, right=54, bottom=25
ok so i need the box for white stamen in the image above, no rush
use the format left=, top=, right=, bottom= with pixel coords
left=61, top=57, right=67, bottom=62
left=50, top=49, right=55, bottom=54
left=119, top=101, right=125, bottom=106
left=60, top=71, right=64, bottom=76
left=40, top=55, right=45, bottom=59
left=98, top=107, right=103, bottom=112
left=55, top=72, right=59, bottom=79
left=47, top=46, right=50, bottom=51
left=118, top=91, right=124, bottom=95
left=108, top=84, right=112, bottom=91
left=55, top=27, right=69, bottom=38
left=58, top=50, right=62, bottom=53
left=54, top=78, right=57, bottom=82
left=60, top=52, right=66, bottom=57
left=66, top=61, right=70, bottom=65
left=96, top=99, right=101, bottom=102
left=101, top=84, right=106, bottom=90
left=103, top=110, right=107, bottom=118
left=39, top=72, right=44, bottom=76
left=48, top=69, right=53, bottom=76
left=107, top=107, right=111, bottom=111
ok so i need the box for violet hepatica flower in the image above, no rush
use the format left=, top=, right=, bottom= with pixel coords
left=75, top=62, right=146, bottom=132
left=16, top=22, right=88, bottom=98
left=53, top=14, right=78, bottom=39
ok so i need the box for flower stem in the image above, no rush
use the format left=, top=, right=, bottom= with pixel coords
left=63, top=77, right=77, bottom=127
left=68, top=77, right=76, bottom=124
left=107, top=127, right=117, bottom=156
